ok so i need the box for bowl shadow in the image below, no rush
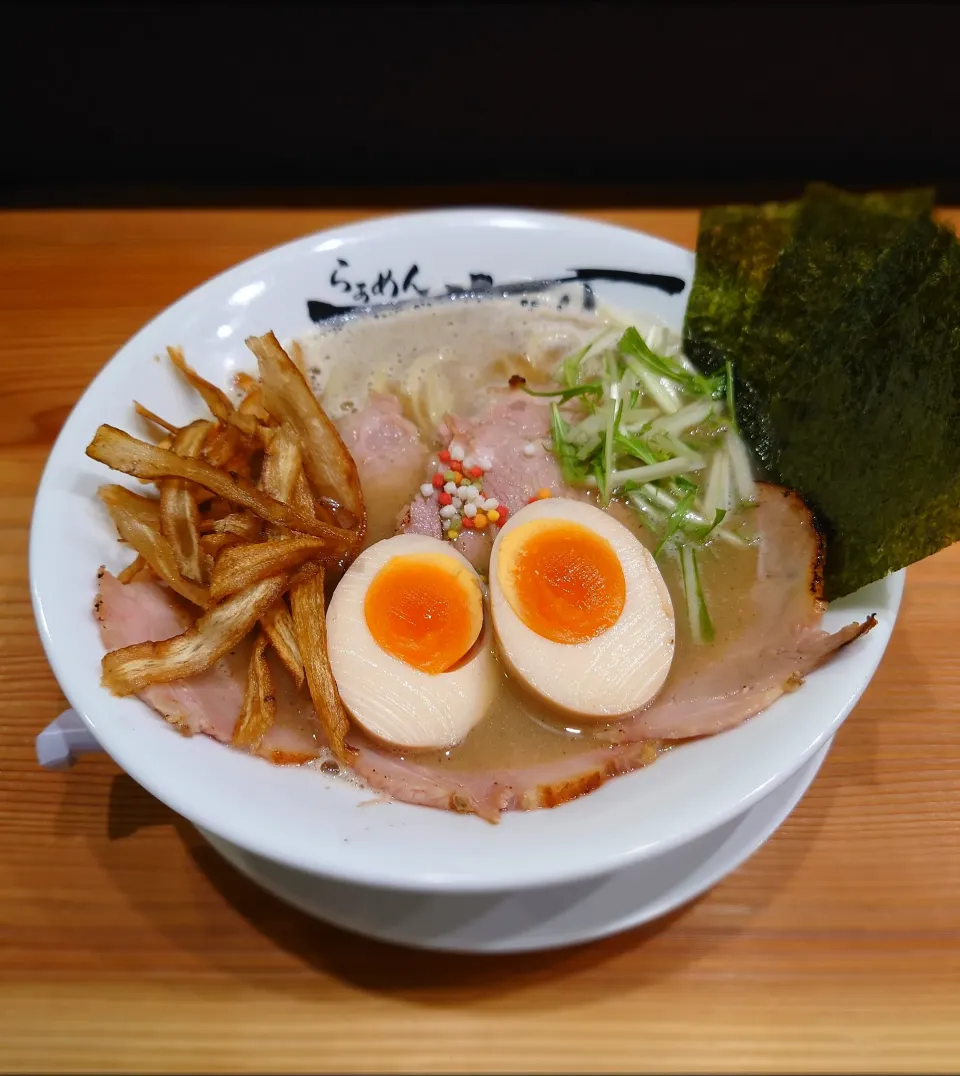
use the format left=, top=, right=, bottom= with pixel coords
left=70, top=761, right=837, bottom=1006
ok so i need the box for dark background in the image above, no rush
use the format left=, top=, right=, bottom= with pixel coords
left=6, top=1, right=960, bottom=207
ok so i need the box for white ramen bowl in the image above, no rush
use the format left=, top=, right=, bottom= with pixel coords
left=30, top=209, right=903, bottom=893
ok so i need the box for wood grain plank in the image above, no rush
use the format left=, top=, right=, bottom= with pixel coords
left=1, top=206, right=958, bottom=1074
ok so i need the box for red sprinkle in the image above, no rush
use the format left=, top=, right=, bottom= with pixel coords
left=450, top=459, right=463, bottom=473
left=527, top=496, right=537, bottom=504
left=432, top=473, right=445, bottom=489
left=497, top=506, right=510, bottom=524
left=461, top=515, right=474, bottom=529
left=468, top=465, right=483, bottom=478
left=438, top=449, right=451, bottom=463
left=438, top=491, right=452, bottom=506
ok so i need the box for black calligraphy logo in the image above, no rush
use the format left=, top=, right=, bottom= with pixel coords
left=329, top=258, right=352, bottom=294
left=307, top=261, right=685, bottom=324
left=402, top=264, right=429, bottom=297
left=371, top=270, right=398, bottom=299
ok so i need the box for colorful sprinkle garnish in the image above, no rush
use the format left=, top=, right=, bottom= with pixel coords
left=416, top=443, right=511, bottom=542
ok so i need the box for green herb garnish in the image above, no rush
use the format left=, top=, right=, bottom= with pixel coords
left=549, top=402, right=587, bottom=485
left=680, top=544, right=715, bottom=645
left=618, top=327, right=725, bottom=399
left=521, top=381, right=604, bottom=403
left=654, top=489, right=698, bottom=557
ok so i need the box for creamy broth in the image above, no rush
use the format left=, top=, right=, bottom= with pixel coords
left=301, top=295, right=613, bottom=427
left=293, top=294, right=758, bottom=774
left=411, top=502, right=757, bottom=773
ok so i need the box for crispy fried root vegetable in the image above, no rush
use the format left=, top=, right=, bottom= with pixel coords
left=259, top=428, right=302, bottom=503
left=167, top=346, right=259, bottom=437
left=291, top=568, right=351, bottom=761
left=134, top=401, right=179, bottom=436
left=160, top=419, right=211, bottom=583
left=86, top=425, right=355, bottom=551
left=289, top=339, right=308, bottom=376
left=117, top=555, right=147, bottom=584
left=202, top=512, right=263, bottom=541
left=102, top=573, right=292, bottom=695
left=100, top=486, right=162, bottom=529
left=201, top=422, right=259, bottom=477
left=255, top=430, right=311, bottom=664
left=232, top=631, right=277, bottom=749
left=246, top=331, right=365, bottom=529
left=201, top=497, right=233, bottom=521
left=260, top=599, right=305, bottom=688
left=198, top=532, right=244, bottom=556
left=258, top=428, right=307, bottom=540
left=210, top=537, right=337, bottom=600
left=98, top=485, right=208, bottom=608
left=100, top=336, right=367, bottom=758
left=197, top=531, right=245, bottom=585
left=238, top=383, right=272, bottom=422
left=292, top=469, right=320, bottom=519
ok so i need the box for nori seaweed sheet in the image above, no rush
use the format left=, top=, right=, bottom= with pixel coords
left=682, top=199, right=797, bottom=374
left=682, top=185, right=934, bottom=378
left=683, top=184, right=960, bottom=600
left=728, top=187, right=940, bottom=474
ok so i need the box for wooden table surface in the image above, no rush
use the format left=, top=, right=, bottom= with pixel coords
left=2, top=206, right=960, bottom=1074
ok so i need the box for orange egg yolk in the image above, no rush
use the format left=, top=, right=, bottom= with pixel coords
left=498, top=519, right=626, bottom=644
left=364, top=553, right=483, bottom=674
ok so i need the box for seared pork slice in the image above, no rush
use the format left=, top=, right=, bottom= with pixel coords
left=460, top=394, right=570, bottom=514
left=400, top=392, right=582, bottom=571
left=96, top=571, right=243, bottom=742
left=600, top=484, right=876, bottom=743
left=96, top=571, right=323, bottom=761
left=336, top=392, right=426, bottom=483
left=348, top=739, right=660, bottom=823
left=338, top=392, right=430, bottom=546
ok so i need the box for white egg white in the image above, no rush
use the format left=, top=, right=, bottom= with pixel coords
left=326, top=533, right=498, bottom=750
left=489, top=498, right=675, bottom=719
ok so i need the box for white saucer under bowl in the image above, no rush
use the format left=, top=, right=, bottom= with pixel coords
left=198, top=737, right=831, bottom=953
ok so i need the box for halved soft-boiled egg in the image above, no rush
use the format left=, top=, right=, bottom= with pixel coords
left=489, top=498, right=675, bottom=719
left=326, top=533, right=497, bottom=749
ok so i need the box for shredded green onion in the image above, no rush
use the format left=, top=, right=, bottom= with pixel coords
left=539, top=323, right=755, bottom=641
left=557, top=328, right=613, bottom=388
left=522, top=381, right=604, bottom=403
left=680, top=544, right=715, bottom=645
left=618, top=327, right=725, bottom=399
left=683, top=508, right=727, bottom=543
left=654, top=489, right=698, bottom=557
left=550, top=402, right=586, bottom=485
left=599, top=399, right=623, bottom=505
